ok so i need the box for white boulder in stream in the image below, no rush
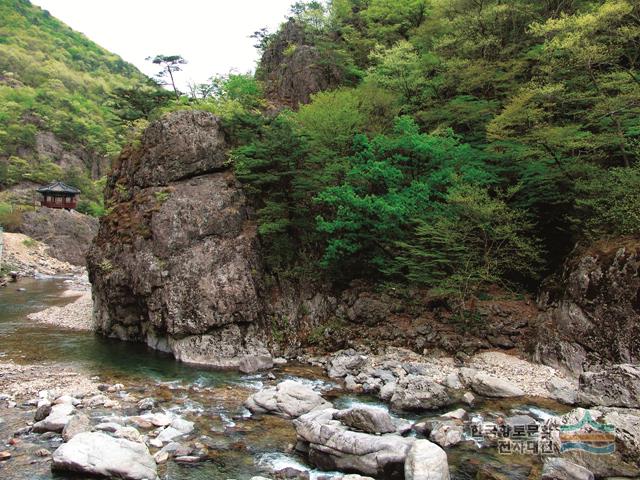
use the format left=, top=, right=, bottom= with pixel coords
left=460, top=369, right=524, bottom=398
left=33, top=403, right=75, bottom=433
left=405, top=439, right=450, bottom=480
left=52, top=431, right=158, bottom=480
left=245, top=380, right=332, bottom=419
left=293, top=408, right=415, bottom=477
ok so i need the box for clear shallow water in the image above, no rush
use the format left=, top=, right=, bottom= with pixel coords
left=0, top=279, right=568, bottom=480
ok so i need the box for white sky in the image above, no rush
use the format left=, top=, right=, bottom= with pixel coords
left=30, top=0, right=294, bottom=89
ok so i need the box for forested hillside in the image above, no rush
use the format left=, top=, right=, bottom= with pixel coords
left=193, top=0, right=639, bottom=309
left=0, top=0, right=149, bottom=212
left=3, top=0, right=639, bottom=312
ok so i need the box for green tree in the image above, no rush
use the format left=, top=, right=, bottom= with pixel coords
left=146, top=54, right=187, bottom=98
left=394, top=182, right=543, bottom=312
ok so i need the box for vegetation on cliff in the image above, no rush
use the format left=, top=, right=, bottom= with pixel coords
left=0, top=0, right=150, bottom=214
left=218, top=0, right=640, bottom=309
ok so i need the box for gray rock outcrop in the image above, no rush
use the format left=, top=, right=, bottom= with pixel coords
left=17, top=208, right=98, bottom=266
left=532, top=240, right=640, bottom=375
left=258, top=19, right=344, bottom=108
left=87, top=111, right=269, bottom=368
left=577, top=364, right=640, bottom=408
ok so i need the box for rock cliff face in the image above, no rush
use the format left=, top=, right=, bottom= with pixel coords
left=87, top=111, right=269, bottom=368
left=259, top=19, right=343, bottom=108
left=17, top=208, right=98, bottom=266
left=531, top=238, right=640, bottom=375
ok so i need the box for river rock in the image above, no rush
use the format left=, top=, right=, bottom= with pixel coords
left=33, top=403, right=75, bottom=433
left=34, top=402, right=52, bottom=422
left=245, top=380, right=332, bottom=419
left=52, top=431, right=157, bottom=480
left=577, top=364, right=640, bottom=408
left=327, top=350, right=367, bottom=378
left=86, top=394, right=108, bottom=407
left=429, top=420, right=464, bottom=448
left=462, top=392, right=475, bottom=406
left=274, top=466, right=310, bottom=479
left=87, top=110, right=269, bottom=369
left=144, top=412, right=172, bottom=427
left=294, top=408, right=414, bottom=477
left=546, top=376, right=578, bottom=404
left=333, top=406, right=397, bottom=434
left=62, top=413, right=90, bottom=441
left=156, top=426, right=184, bottom=443
left=441, top=408, right=467, bottom=420
left=390, top=375, right=451, bottom=411
left=170, top=417, right=194, bottom=434
left=137, top=398, right=155, bottom=411
left=239, top=355, right=274, bottom=373
left=542, top=458, right=594, bottom=480
left=404, top=439, right=449, bottom=480
left=379, top=382, right=396, bottom=401
left=600, top=407, right=640, bottom=466
left=114, top=426, right=143, bottom=443
left=460, top=369, right=524, bottom=398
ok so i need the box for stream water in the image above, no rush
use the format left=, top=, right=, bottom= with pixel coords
left=0, top=278, right=569, bottom=479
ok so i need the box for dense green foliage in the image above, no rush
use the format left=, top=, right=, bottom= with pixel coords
left=4, top=0, right=640, bottom=310
left=217, top=0, right=640, bottom=308
left=0, top=0, right=149, bottom=210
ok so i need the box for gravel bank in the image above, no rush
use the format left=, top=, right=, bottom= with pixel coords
left=0, top=361, right=98, bottom=400
left=27, top=291, right=93, bottom=331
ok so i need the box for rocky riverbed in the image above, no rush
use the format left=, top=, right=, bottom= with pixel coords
left=1, top=278, right=639, bottom=480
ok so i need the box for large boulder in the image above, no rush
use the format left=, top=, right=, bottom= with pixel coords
left=390, top=375, right=451, bottom=411
left=333, top=406, right=397, bottom=434
left=404, top=439, right=450, bottom=480
left=460, top=369, right=524, bottom=398
left=532, top=240, right=640, bottom=375
left=293, top=409, right=414, bottom=478
left=245, top=380, right=332, bottom=419
left=52, top=431, right=157, bottom=480
left=577, top=364, right=640, bottom=408
left=87, top=111, right=269, bottom=368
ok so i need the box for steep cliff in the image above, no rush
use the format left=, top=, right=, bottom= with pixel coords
left=258, top=19, right=344, bottom=108
left=87, top=111, right=270, bottom=368
left=531, top=238, right=640, bottom=375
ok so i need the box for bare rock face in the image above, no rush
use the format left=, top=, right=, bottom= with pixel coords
left=532, top=239, right=640, bottom=375
left=16, top=208, right=98, bottom=266
left=258, top=19, right=344, bottom=108
left=87, top=110, right=268, bottom=368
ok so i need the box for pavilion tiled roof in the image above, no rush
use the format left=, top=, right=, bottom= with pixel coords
left=36, top=181, right=81, bottom=194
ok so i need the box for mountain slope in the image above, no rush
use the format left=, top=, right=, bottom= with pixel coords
left=0, top=0, right=148, bottom=203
